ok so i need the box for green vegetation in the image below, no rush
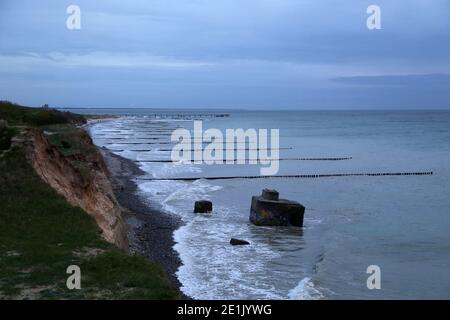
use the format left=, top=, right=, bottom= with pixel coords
left=0, top=101, right=85, bottom=126
left=42, top=124, right=100, bottom=183
left=1, top=101, right=104, bottom=183
left=0, top=102, right=180, bottom=299
left=43, top=124, right=97, bottom=156
left=0, top=127, right=17, bottom=151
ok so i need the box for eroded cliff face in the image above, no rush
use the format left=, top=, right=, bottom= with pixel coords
left=23, top=128, right=128, bottom=250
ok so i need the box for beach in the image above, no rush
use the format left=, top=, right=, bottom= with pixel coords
left=100, top=147, right=187, bottom=297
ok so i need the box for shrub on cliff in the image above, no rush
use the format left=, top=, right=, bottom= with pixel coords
left=0, top=127, right=16, bottom=151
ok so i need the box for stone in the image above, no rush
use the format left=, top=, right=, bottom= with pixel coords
left=194, top=200, right=212, bottom=213
left=230, top=238, right=250, bottom=246
left=250, top=189, right=305, bottom=227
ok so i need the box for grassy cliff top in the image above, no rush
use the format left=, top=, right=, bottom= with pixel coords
left=0, top=101, right=86, bottom=126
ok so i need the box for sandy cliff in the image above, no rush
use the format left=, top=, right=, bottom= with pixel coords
left=23, top=128, right=128, bottom=250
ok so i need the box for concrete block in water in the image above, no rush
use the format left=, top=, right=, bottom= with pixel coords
left=230, top=238, right=250, bottom=246
left=194, top=200, right=213, bottom=213
left=250, top=189, right=305, bottom=227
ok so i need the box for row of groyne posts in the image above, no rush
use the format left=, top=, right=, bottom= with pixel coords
left=98, top=119, right=434, bottom=246
left=190, top=170, right=432, bottom=245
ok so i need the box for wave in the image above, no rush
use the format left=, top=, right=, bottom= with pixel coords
left=288, top=277, right=324, bottom=300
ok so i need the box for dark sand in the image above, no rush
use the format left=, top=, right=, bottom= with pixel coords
left=100, top=148, right=188, bottom=298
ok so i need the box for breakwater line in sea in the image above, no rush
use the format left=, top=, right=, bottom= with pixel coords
left=134, top=157, right=353, bottom=163
left=137, top=171, right=433, bottom=181
left=105, top=142, right=287, bottom=145
left=96, top=133, right=175, bottom=137
left=108, top=147, right=293, bottom=152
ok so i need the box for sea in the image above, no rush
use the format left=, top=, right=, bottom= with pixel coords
left=65, top=108, right=450, bottom=300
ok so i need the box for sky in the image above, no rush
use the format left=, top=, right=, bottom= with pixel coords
left=0, top=0, right=449, bottom=109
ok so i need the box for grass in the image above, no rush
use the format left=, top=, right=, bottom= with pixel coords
left=0, top=102, right=180, bottom=299
left=0, top=127, right=17, bottom=151
left=0, top=100, right=85, bottom=126
left=0, top=144, right=179, bottom=300
left=41, top=124, right=100, bottom=183
left=42, top=124, right=97, bottom=157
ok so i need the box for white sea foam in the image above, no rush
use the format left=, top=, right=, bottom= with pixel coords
left=137, top=178, right=221, bottom=218
left=136, top=165, right=313, bottom=300
left=161, top=179, right=221, bottom=218
left=139, top=162, right=202, bottom=178
left=288, top=277, right=324, bottom=300
left=91, top=116, right=327, bottom=300
left=174, top=215, right=285, bottom=300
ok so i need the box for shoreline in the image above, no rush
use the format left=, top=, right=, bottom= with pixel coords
left=99, top=147, right=189, bottom=299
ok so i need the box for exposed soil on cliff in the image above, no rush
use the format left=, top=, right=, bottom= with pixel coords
left=24, top=127, right=128, bottom=250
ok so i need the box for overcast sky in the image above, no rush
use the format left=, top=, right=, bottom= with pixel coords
left=0, top=0, right=449, bottom=109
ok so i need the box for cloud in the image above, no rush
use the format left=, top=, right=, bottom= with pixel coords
left=0, top=52, right=213, bottom=70
left=0, top=0, right=449, bottom=108
left=332, top=73, right=450, bottom=87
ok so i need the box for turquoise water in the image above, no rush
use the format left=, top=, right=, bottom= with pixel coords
left=76, top=109, right=450, bottom=299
